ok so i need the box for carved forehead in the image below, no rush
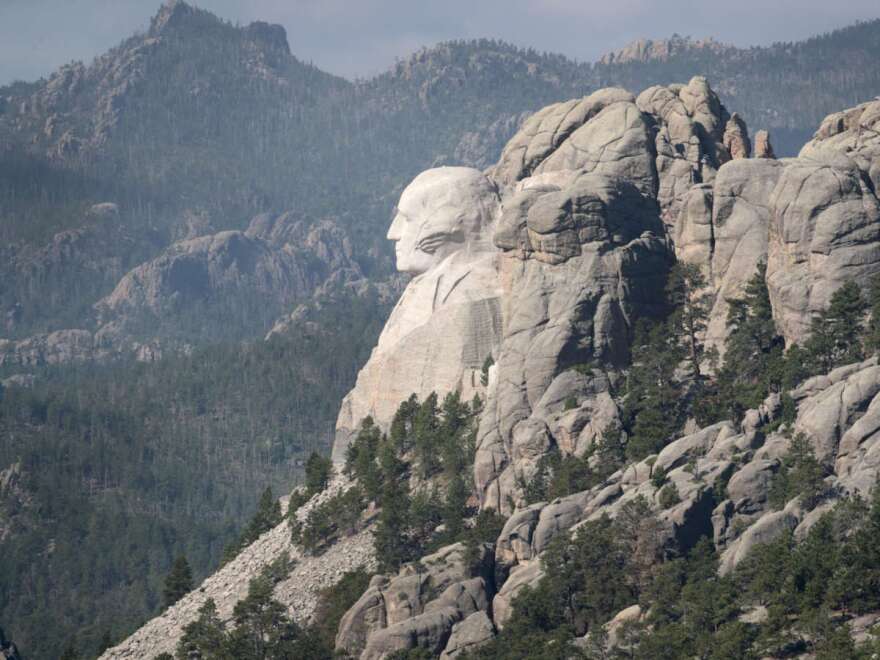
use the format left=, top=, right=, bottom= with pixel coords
left=397, top=167, right=498, bottom=218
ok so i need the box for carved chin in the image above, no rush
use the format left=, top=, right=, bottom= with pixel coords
left=396, top=250, right=436, bottom=275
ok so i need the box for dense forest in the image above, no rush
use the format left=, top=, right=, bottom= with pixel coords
left=0, top=291, right=388, bottom=658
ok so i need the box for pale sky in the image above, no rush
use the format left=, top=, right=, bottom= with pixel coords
left=1, top=0, right=878, bottom=85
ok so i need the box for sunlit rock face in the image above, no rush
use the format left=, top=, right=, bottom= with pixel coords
left=332, top=167, right=503, bottom=462
left=474, top=170, right=671, bottom=513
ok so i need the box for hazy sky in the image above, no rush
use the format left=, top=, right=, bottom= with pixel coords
left=1, top=0, right=878, bottom=85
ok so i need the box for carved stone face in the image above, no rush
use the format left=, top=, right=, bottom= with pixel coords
left=387, top=167, right=499, bottom=274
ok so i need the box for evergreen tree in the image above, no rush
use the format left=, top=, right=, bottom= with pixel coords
left=373, top=442, right=414, bottom=572
left=225, top=575, right=301, bottom=659
left=413, top=393, right=440, bottom=478
left=304, top=452, right=333, bottom=496
left=804, top=281, right=867, bottom=374
left=624, top=321, right=684, bottom=460
left=768, top=433, right=827, bottom=510
left=163, top=555, right=193, bottom=610
left=389, top=395, right=419, bottom=453
left=345, top=417, right=383, bottom=501
left=176, top=598, right=226, bottom=660
left=666, top=262, right=712, bottom=378
left=59, top=641, right=79, bottom=660
left=717, top=263, right=786, bottom=419
left=864, top=274, right=880, bottom=354
left=245, top=487, right=283, bottom=543
left=443, top=473, right=469, bottom=539
left=826, top=489, right=880, bottom=614
left=594, top=425, right=626, bottom=479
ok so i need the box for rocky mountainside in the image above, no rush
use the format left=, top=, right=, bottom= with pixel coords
left=4, top=3, right=880, bottom=658
left=102, top=82, right=880, bottom=659
left=599, top=35, right=734, bottom=65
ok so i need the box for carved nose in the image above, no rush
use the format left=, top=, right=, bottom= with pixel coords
left=387, top=213, right=404, bottom=241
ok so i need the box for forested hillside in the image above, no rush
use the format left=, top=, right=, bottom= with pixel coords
left=0, top=288, right=389, bottom=658
left=2, top=2, right=880, bottom=658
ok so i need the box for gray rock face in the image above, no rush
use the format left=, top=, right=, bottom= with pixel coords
left=335, top=543, right=494, bottom=659
left=440, top=611, right=495, bottom=659
left=672, top=100, right=880, bottom=352
left=475, top=78, right=744, bottom=512
left=491, top=88, right=636, bottom=185
left=0, top=329, right=100, bottom=368
left=766, top=148, right=880, bottom=343
left=332, top=168, right=503, bottom=462
left=697, top=159, right=783, bottom=352
left=753, top=130, right=775, bottom=158
left=723, top=112, right=751, bottom=160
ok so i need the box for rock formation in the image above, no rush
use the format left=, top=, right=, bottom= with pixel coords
left=110, top=87, right=880, bottom=659
left=333, top=167, right=503, bottom=462
left=325, top=90, right=880, bottom=657
left=598, top=36, right=733, bottom=66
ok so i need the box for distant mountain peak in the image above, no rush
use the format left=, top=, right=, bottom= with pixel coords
left=243, top=21, right=291, bottom=55
left=599, top=35, right=734, bottom=65
left=149, top=0, right=197, bottom=35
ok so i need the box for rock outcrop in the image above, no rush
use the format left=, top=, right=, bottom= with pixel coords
left=336, top=543, right=494, bottom=659
left=672, top=99, right=880, bottom=352
left=473, top=77, right=743, bottom=512
left=333, top=167, right=503, bottom=462
left=598, top=36, right=733, bottom=66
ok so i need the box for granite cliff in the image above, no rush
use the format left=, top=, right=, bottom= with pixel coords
left=102, top=81, right=880, bottom=659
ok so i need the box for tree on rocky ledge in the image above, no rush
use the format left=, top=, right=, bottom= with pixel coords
left=163, top=555, right=193, bottom=610
left=304, top=452, right=333, bottom=496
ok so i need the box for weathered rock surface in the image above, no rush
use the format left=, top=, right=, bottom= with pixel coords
left=598, top=36, right=733, bottom=66
left=476, top=78, right=744, bottom=512
left=766, top=146, right=880, bottom=343
left=691, top=158, right=783, bottom=352
left=439, top=611, right=495, bottom=658
left=335, top=542, right=494, bottom=659
left=753, top=129, right=775, bottom=158
left=333, top=167, right=503, bottom=462
left=0, top=329, right=104, bottom=368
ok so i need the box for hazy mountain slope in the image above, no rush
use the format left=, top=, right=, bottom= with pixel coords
left=2, top=5, right=879, bottom=346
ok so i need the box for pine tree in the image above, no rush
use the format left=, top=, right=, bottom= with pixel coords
left=594, top=425, right=626, bottom=478
left=374, top=442, right=413, bottom=572
left=389, top=394, right=419, bottom=453
left=444, top=473, right=469, bottom=539
left=59, top=641, right=79, bottom=660
left=666, top=262, right=712, bottom=378
left=345, top=416, right=383, bottom=501
left=226, top=575, right=301, bottom=659
left=413, top=392, right=440, bottom=478
left=864, top=274, right=880, bottom=354
left=624, top=321, right=684, bottom=460
left=163, top=555, right=193, bottom=609
left=304, top=451, right=333, bottom=496
left=244, top=487, right=282, bottom=544
left=804, top=281, right=866, bottom=374
left=717, top=263, right=786, bottom=418
left=176, top=598, right=226, bottom=659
